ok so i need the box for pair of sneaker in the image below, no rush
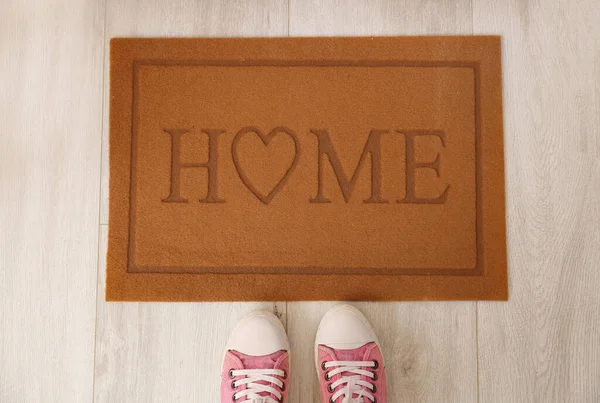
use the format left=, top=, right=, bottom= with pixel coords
left=221, top=304, right=387, bottom=403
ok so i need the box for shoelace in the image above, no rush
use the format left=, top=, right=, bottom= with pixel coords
left=230, top=368, right=286, bottom=403
left=323, top=360, right=378, bottom=403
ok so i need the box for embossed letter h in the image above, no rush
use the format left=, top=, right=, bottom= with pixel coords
left=162, top=129, right=225, bottom=203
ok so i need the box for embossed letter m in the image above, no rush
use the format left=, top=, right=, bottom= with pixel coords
left=310, top=130, right=388, bottom=204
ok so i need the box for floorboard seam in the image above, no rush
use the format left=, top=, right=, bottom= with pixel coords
left=287, top=0, right=290, bottom=36
left=91, top=1, right=109, bottom=400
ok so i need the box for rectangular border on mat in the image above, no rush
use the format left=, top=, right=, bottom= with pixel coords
left=127, top=60, right=483, bottom=276
left=107, top=36, right=508, bottom=301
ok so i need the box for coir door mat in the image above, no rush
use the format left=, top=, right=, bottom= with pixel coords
left=107, top=36, right=507, bottom=301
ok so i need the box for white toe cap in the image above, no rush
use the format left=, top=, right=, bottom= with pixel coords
left=227, top=311, right=289, bottom=356
left=315, top=304, right=378, bottom=349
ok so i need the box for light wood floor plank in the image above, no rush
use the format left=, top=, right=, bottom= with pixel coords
left=474, top=0, right=600, bottom=401
left=288, top=0, right=472, bottom=36
left=287, top=2, right=478, bottom=402
left=0, top=0, right=105, bottom=401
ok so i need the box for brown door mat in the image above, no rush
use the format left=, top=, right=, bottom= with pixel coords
left=107, top=36, right=507, bottom=301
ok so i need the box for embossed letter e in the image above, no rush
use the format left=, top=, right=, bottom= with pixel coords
left=398, top=130, right=449, bottom=204
left=162, top=129, right=225, bottom=203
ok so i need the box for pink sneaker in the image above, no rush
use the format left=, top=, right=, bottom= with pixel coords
left=221, top=311, right=290, bottom=403
left=315, top=305, right=387, bottom=403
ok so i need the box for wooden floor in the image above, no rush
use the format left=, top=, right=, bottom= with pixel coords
left=1, top=0, right=599, bottom=402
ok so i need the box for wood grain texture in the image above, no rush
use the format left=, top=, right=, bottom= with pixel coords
left=94, top=226, right=286, bottom=402
left=288, top=0, right=472, bottom=36
left=474, top=0, right=600, bottom=402
left=287, top=1, right=478, bottom=402
left=0, top=0, right=105, bottom=402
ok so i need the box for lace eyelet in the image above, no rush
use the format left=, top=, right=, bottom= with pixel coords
left=372, top=385, right=377, bottom=393
left=228, top=369, right=235, bottom=379
left=282, top=370, right=287, bottom=379
left=232, top=395, right=238, bottom=402
left=321, top=361, right=328, bottom=370
left=329, top=398, right=335, bottom=403
left=372, top=372, right=378, bottom=381
left=373, top=399, right=377, bottom=403
left=327, top=384, right=334, bottom=393
left=372, top=360, right=379, bottom=369
left=280, top=383, right=286, bottom=392
left=231, top=381, right=238, bottom=390
left=324, top=372, right=331, bottom=381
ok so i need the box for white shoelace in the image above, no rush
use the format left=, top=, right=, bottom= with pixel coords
left=323, top=360, right=378, bottom=403
left=230, top=368, right=285, bottom=403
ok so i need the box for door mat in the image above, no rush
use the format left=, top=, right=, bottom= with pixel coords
left=107, top=36, right=507, bottom=301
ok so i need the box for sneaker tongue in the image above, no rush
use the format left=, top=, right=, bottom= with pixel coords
left=331, top=342, right=372, bottom=361
left=230, top=349, right=285, bottom=369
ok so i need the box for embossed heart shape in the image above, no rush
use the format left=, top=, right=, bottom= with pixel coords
left=231, top=126, right=301, bottom=204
